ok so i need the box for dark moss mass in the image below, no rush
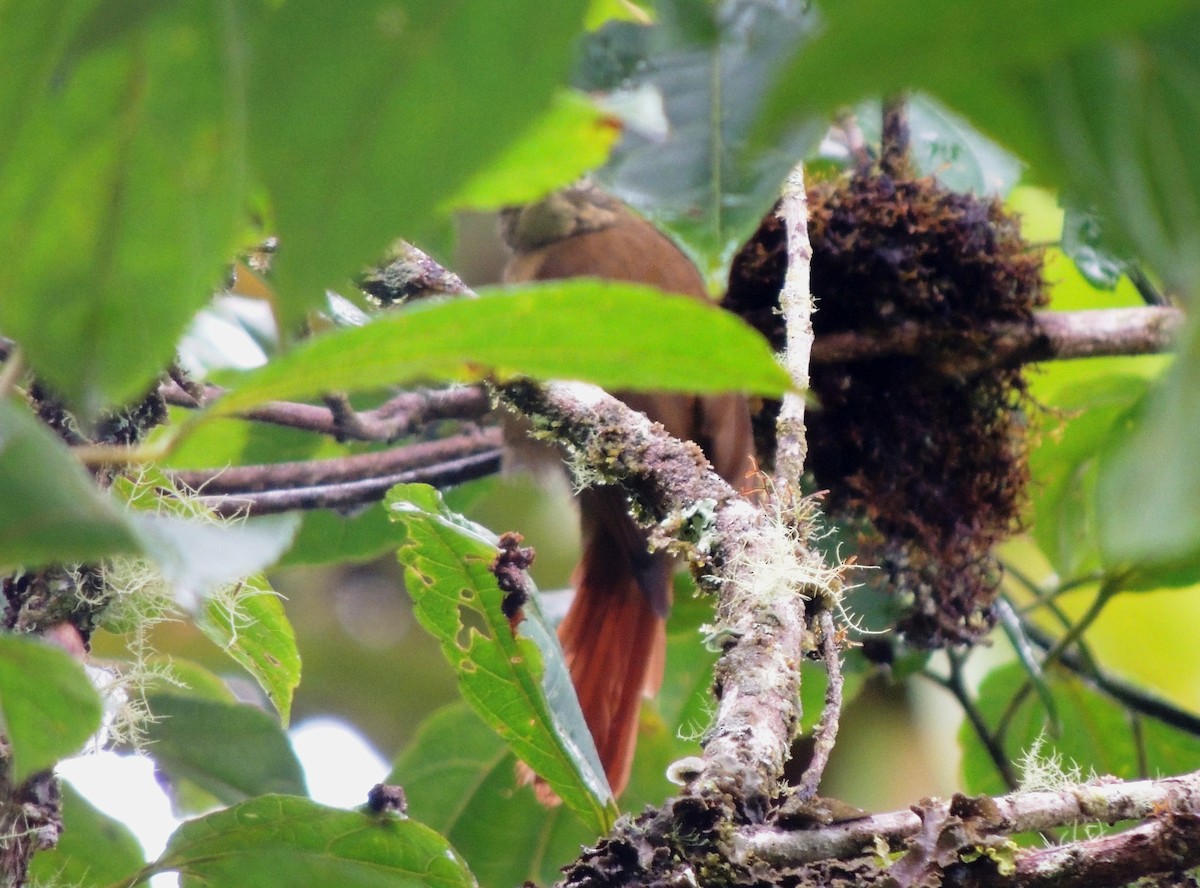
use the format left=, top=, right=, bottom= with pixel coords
left=725, top=173, right=1045, bottom=647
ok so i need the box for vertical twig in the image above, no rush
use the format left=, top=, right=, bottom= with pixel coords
left=797, top=610, right=843, bottom=797
left=773, top=162, right=814, bottom=506
left=773, top=161, right=845, bottom=798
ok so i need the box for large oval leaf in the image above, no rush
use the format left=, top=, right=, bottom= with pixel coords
left=153, top=795, right=476, bottom=888
left=211, top=281, right=791, bottom=416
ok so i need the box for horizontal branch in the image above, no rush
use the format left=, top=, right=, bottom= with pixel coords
left=738, top=769, right=1200, bottom=888
left=161, top=380, right=491, bottom=442
left=811, top=307, right=1182, bottom=365
left=195, top=448, right=502, bottom=517
left=173, top=428, right=502, bottom=516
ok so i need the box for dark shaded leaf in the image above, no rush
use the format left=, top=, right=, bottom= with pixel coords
left=144, top=693, right=306, bottom=806
left=1061, top=206, right=1128, bottom=291
left=585, top=0, right=822, bottom=278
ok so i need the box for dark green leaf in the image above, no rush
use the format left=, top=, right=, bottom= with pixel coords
left=246, top=0, right=587, bottom=329
left=971, top=23, right=1200, bottom=299
left=901, top=94, right=1023, bottom=197
left=211, top=281, right=791, bottom=416
left=155, top=795, right=475, bottom=888
left=390, top=703, right=592, bottom=887
left=0, top=0, right=250, bottom=412
left=450, top=91, right=621, bottom=210
left=585, top=0, right=822, bottom=278
left=197, top=574, right=301, bottom=724
left=760, top=0, right=1186, bottom=147
left=388, top=483, right=618, bottom=833
left=0, top=634, right=102, bottom=782
left=760, top=3, right=1200, bottom=300
left=144, top=693, right=306, bottom=806
left=28, top=782, right=145, bottom=887
left=0, top=398, right=139, bottom=569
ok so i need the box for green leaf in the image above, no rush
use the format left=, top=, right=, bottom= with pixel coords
left=154, top=794, right=476, bottom=888
left=144, top=693, right=306, bottom=806
left=390, top=703, right=592, bottom=887
left=1061, top=206, right=1128, bottom=291
left=197, top=574, right=301, bottom=724
left=1028, top=374, right=1150, bottom=579
left=450, top=91, right=621, bottom=210
left=760, top=0, right=1186, bottom=147
left=280, top=508, right=409, bottom=568
left=246, top=0, right=587, bottom=330
left=0, top=398, right=139, bottom=569
left=584, top=0, right=822, bottom=279
left=387, top=484, right=619, bottom=833
left=1097, top=322, right=1200, bottom=584
left=961, top=661, right=1200, bottom=797
left=210, top=281, right=791, bottom=416
left=0, top=0, right=250, bottom=413
left=0, top=634, right=103, bottom=782
left=28, top=782, right=145, bottom=887
left=998, top=22, right=1200, bottom=300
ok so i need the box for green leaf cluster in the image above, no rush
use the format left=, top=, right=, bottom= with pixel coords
left=3, top=0, right=1200, bottom=885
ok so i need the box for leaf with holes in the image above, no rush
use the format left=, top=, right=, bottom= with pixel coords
left=387, top=483, right=618, bottom=833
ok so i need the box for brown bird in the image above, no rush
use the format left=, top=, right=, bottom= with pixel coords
left=500, top=185, right=757, bottom=798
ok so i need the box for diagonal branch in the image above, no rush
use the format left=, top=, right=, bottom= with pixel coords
left=499, top=380, right=827, bottom=811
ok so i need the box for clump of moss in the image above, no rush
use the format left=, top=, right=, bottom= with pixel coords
left=725, top=172, right=1044, bottom=647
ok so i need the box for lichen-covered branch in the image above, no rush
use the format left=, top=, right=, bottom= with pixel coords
left=498, top=379, right=823, bottom=812
left=737, top=769, right=1200, bottom=888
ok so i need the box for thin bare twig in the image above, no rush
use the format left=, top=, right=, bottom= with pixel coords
left=811, top=307, right=1182, bottom=366
left=161, top=381, right=491, bottom=442
left=796, top=610, right=843, bottom=798
left=196, top=449, right=502, bottom=517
